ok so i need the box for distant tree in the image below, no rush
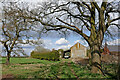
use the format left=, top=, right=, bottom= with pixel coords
left=58, top=49, right=64, bottom=58
left=13, top=55, right=16, bottom=57
left=0, top=2, right=38, bottom=64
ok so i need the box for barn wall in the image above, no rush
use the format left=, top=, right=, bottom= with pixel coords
left=71, top=42, right=87, bottom=58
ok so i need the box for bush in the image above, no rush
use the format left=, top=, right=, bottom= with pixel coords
left=13, top=55, right=16, bottom=57
left=30, top=50, right=60, bottom=61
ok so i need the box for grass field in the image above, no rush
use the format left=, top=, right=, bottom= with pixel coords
left=1, top=57, right=117, bottom=79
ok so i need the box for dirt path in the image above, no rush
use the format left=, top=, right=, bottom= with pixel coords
left=2, top=74, right=14, bottom=79
left=67, top=62, right=79, bottom=80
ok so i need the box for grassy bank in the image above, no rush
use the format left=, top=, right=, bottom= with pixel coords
left=1, top=57, right=117, bottom=79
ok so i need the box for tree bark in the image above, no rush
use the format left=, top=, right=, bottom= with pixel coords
left=6, top=52, right=10, bottom=65
left=90, top=43, right=104, bottom=75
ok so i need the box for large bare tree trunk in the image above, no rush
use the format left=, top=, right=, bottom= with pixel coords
left=117, top=61, right=120, bottom=79
left=90, top=44, right=103, bottom=74
left=6, top=52, right=10, bottom=65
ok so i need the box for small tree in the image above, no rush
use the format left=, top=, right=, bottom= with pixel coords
left=58, top=49, right=64, bottom=58
left=0, top=2, right=36, bottom=64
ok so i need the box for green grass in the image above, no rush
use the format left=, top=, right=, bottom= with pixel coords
left=1, top=57, right=117, bottom=79
left=1, top=57, right=60, bottom=64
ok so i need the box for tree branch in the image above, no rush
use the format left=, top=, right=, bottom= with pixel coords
left=109, top=17, right=120, bottom=23
left=93, top=2, right=100, bottom=12
left=110, top=23, right=120, bottom=29
left=43, top=2, right=70, bottom=16
left=20, top=15, right=78, bottom=31
left=2, top=24, right=11, bottom=38
left=45, top=27, right=65, bottom=31
left=56, top=17, right=89, bottom=40
left=61, top=8, right=91, bottom=31
left=101, top=1, right=107, bottom=11
left=56, top=17, right=81, bottom=31
left=106, top=17, right=120, bottom=30
left=82, top=2, right=91, bottom=12
left=72, top=2, right=90, bottom=18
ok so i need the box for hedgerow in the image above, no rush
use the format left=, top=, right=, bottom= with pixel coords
left=30, top=50, right=60, bottom=61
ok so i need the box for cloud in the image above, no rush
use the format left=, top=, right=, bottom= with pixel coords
left=57, top=44, right=71, bottom=50
left=55, top=38, right=69, bottom=45
left=20, top=39, right=54, bottom=50
left=74, top=39, right=88, bottom=47
left=74, top=39, right=85, bottom=44
left=43, top=39, right=53, bottom=49
left=23, top=47, right=35, bottom=56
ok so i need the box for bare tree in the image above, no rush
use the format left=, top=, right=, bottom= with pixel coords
left=23, top=0, right=120, bottom=74
left=4, top=0, right=120, bottom=74
left=0, top=2, right=38, bottom=64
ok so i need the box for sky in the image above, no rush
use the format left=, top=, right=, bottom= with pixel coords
left=0, top=37, right=120, bottom=56
left=0, top=0, right=119, bottom=56
left=19, top=0, right=116, bottom=3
